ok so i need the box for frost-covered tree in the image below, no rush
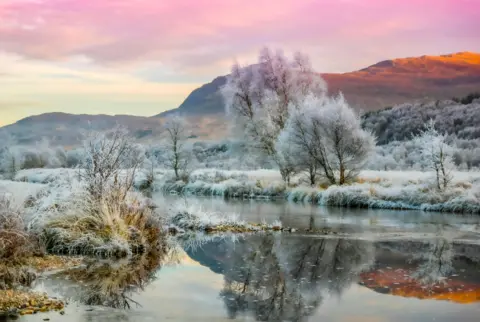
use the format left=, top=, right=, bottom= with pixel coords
left=276, top=121, right=319, bottom=185
left=275, top=131, right=301, bottom=185
left=222, top=48, right=327, bottom=182
left=415, top=120, right=455, bottom=190
left=0, top=132, right=20, bottom=179
left=81, top=126, right=144, bottom=201
left=163, top=115, right=191, bottom=181
left=281, top=95, right=376, bottom=185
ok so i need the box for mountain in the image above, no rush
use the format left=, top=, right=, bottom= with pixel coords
left=1, top=112, right=228, bottom=146
left=2, top=52, right=479, bottom=146
left=158, top=76, right=227, bottom=117
left=157, top=51, right=480, bottom=116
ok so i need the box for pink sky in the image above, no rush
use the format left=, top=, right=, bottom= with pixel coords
left=0, top=0, right=479, bottom=125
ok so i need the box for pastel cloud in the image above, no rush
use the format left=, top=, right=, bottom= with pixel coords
left=1, top=0, right=479, bottom=72
left=0, top=0, right=479, bottom=125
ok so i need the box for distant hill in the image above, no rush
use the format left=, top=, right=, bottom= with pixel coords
left=1, top=112, right=228, bottom=146
left=158, top=51, right=480, bottom=116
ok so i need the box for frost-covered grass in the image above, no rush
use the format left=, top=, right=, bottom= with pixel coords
left=40, top=187, right=163, bottom=258
left=0, top=180, right=45, bottom=208
left=157, top=169, right=288, bottom=199
left=5, top=168, right=480, bottom=214
left=14, top=168, right=153, bottom=190
left=161, top=169, right=480, bottom=214
left=4, top=168, right=165, bottom=258
left=168, top=202, right=282, bottom=233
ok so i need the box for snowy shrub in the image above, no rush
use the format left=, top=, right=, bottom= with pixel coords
left=23, top=127, right=165, bottom=258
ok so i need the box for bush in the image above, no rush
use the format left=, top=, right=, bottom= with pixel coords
left=0, top=196, right=31, bottom=262
left=0, top=195, right=37, bottom=289
left=43, top=188, right=164, bottom=257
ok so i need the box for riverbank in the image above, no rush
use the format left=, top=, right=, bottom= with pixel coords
left=0, top=255, right=82, bottom=317
left=158, top=169, right=480, bottom=214
left=6, top=168, right=480, bottom=214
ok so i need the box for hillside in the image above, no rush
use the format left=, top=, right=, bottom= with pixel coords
left=362, top=97, right=480, bottom=144
left=1, top=112, right=229, bottom=146
left=158, top=52, right=480, bottom=116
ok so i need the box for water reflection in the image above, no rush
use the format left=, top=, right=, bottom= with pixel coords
left=27, top=232, right=480, bottom=322
left=411, top=237, right=454, bottom=285
left=154, top=194, right=480, bottom=234
left=231, top=236, right=372, bottom=321
left=185, top=233, right=480, bottom=321
left=51, top=250, right=167, bottom=309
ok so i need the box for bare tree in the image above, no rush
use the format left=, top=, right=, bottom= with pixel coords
left=81, top=126, right=144, bottom=201
left=222, top=47, right=327, bottom=182
left=415, top=119, right=455, bottom=190
left=280, top=95, right=375, bottom=185
left=275, top=131, right=300, bottom=185
left=163, top=115, right=190, bottom=181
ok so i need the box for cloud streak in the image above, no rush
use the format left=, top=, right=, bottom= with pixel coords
left=1, top=0, right=478, bottom=71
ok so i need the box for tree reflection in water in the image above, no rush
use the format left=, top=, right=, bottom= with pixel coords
left=218, top=234, right=375, bottom=321
left=411, top=237, right=454, bottom=285
left=52, top=248, right=169, bottom=309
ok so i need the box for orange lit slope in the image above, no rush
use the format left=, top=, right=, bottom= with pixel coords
left=360, top=268, right=480, bottom=304
left=322, top=52, right=480, bottom=110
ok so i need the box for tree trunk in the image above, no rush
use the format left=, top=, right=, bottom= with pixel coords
left=435, top=167, right=441, bottom=190
left=174, top=166, right=179, bottom=180
left=339, top=164, right=345, bottom=185
left=309, top=165, right=316, bottom=186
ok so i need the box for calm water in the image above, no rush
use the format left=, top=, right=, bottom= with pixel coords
left=22, top=196, right=480, bottom=322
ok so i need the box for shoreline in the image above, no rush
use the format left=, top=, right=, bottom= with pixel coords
left=0, top=255, right=82, bottom=317
left=159, top=183, right=480, bottom=215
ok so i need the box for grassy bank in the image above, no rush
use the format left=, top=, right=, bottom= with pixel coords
left=9, top=168, right=480, bottom=214
left=158, top=169, right=480, bottom=214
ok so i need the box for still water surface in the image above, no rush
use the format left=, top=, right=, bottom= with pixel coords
left=23, top=196, right=480, bottom=322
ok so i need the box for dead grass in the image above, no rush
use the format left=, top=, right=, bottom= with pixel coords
left=0, top=196, right=31, bottom=263
left=0, top=290, right=64, bottom=316
left=356, top=177, right=382, bottom=184
left=25, top=255, right=83, bottom=273
left=0, top=263, right=35, bottom=290
left=0, top=195, right=38, bottom=290
left=454, top=181, right=473, bottom=189
left=44, top=188, right=164, bottom=257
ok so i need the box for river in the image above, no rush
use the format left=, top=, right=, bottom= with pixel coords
left=21, top=195, right=480, bottom=322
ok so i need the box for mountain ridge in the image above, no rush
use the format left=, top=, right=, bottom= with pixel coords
left=2, top=51, right=479, bottom=145
left=157, top=51, right=480, bottom=116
